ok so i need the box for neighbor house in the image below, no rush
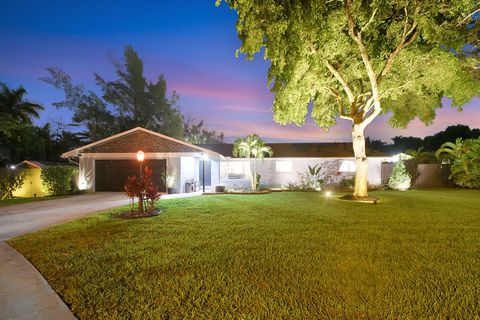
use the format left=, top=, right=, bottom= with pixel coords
left=11, top=160, right=65, bottom=197
left=63, top=127, right=399, bottom=193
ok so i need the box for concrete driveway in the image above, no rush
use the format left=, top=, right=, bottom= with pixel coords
left=0, top=192, right=129, bottom=241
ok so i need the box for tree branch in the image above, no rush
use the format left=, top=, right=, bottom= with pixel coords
left=324, top=86, right=353, bottom=121
left=324, top=60, right=356, bottom=105
left=359, top=8, right=377, bottom=34
left=458, top=8, right=480, bottom=25
left=345, top=0, right=382, bottom=127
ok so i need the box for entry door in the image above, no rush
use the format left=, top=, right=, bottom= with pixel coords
left=95, top=159, right=166, bottom=192
left=199, top=160, right=211, bottom=186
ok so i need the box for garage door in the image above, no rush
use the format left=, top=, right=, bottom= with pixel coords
left=95, top=160, right=167, bottom=192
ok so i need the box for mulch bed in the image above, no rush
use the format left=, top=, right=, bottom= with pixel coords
left=339, top=194, right=379, bottom=204
left=203, top=190, right=272, bottom=195
left=117, top=209, right=162, bottom=219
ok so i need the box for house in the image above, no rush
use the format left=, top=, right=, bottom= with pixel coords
left=199, top=143, right=396, bottom=189
left=11, top=160, right=68, bottom=197
left=61, top=127, right=223, bottom=193
left=63, top=127, right=399, bottom=193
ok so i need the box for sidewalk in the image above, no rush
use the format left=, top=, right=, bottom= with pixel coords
left=0, top=242, right=76, bottom=320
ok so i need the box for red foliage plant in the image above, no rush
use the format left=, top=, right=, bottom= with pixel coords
left=124, top=166, right=162, bottom=214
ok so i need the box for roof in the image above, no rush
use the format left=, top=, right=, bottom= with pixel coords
left=197, top=143, right=391, bottom=158
left=14, top=160, right=71, bottom=169
left=62, top=127, right=223, bottom=159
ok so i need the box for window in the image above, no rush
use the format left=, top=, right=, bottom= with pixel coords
left=220, top=161, right=250, bottom=179
left=339, top=160, right=356, bottom=173
left=275, top=160, right=292, bottom=173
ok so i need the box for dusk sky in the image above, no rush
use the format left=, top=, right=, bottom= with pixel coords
left=1, top=0, right=479, bottom=143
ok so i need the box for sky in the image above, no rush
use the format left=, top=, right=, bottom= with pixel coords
left=1, top=0, right=479, bottom=143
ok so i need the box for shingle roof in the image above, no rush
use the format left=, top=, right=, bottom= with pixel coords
left=197, top=143, right=390, bottom=158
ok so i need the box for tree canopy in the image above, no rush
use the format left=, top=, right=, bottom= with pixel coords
left=218, top=0, right=479, bottom=129
left=0, top=82, right=44, bottom=136
left=95, top=45, right=183, bottom=139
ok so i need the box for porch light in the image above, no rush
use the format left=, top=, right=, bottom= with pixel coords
left=136, top=151, right=145, bottom=162
left=9, top=165, right=16, bottom=169
left=202, top=153, right=209, bottom=160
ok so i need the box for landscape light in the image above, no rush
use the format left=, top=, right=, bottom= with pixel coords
left=325, top=191, right=332, bottom=197
left=136, top=151, right=145, bottom=162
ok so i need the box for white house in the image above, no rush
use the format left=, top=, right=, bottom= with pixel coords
left=62, top=127, right=398, bottom=193
left=62, top=127, right=223, bottom=193
left=199, top=143, right=396, bottom=190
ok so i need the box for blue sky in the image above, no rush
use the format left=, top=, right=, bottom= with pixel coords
left=1, top=0, right=479, bottom=142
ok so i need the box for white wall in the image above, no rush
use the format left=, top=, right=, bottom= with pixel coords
left=219, top=157, right=391, bottom=189
left=210, top=159, right=220, bottom=190
left=79, top=157, right=95, bottom=192
left=179, top=157, right=196, bottom=193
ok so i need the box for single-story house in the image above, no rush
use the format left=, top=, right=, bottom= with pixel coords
left=198, top=142, right=396, bottom=190
left=62, top=127, right=399, bottom=193
left=61, top=127, right=224, bottom=193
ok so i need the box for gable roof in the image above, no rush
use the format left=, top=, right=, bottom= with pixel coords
left=14, top=160, right=71, bottom=169
left=198, top=142, right=391, bottom=158
left=62, top=127, right=223, bottom=158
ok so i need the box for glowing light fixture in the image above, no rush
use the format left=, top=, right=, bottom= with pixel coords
left=325, top=191, right=332, bottom=197
left=136, top=151, right=145, bottom=162
left=10, top=165, right=16, bottom=169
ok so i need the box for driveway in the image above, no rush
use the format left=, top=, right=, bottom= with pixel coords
left=0, top=192, right=129, bottom=241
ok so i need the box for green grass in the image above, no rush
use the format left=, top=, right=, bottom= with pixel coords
left=0, top=195, right=70, bottom=207
left=8, top=190, right=480, bottom=319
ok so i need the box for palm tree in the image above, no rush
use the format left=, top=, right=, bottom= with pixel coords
left=232, top=134, right=273, bottom=191
left=0, top=82, right=44, bottom=124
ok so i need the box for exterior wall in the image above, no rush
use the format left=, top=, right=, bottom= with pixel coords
left=12, top=168, right=52, bottom=197
left=210, top=159, right=220, bottom=190
left=179, top=157, right=196, bottom=193
left=79, top=157, right=95, bottom=191
left=219, top=157, right=391, bottom=189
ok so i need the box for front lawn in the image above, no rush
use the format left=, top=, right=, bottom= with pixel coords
left=8, top=190, right=480, bottom=319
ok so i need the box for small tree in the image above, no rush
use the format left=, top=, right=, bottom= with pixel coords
left=0, top=170, right=26, bottom=200
left=41, top=166, right=78, bottom=195
left=124, top=166, right=162, bottom=214
left=232, top=134, right=273, bottom=191
left=388, top=160, right=412, bottom=191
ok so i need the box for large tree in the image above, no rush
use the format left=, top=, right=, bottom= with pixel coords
left=42, top=68, right=116, bottom=142
left=218, top=0, right=480, bottom=197
left=184, top=118, right=224, bottom=144
left=95, top=45, right=184, bottom=139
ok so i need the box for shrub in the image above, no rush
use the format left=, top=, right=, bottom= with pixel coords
left=124, top=166, right=161, bottom=214
left=388, top=160, right=412, bottom=191
left=436, top=137, right=480, bottom=188
left=0, top=170, right=26, bottom=199
left=41, top=166, right=78, bottom=195
left=297, top=164, right=323, bottom=190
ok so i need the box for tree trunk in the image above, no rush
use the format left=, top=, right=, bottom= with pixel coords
left=138, top=194, right=144, bottom=213
left=352, top=125, right=368, bottom=197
